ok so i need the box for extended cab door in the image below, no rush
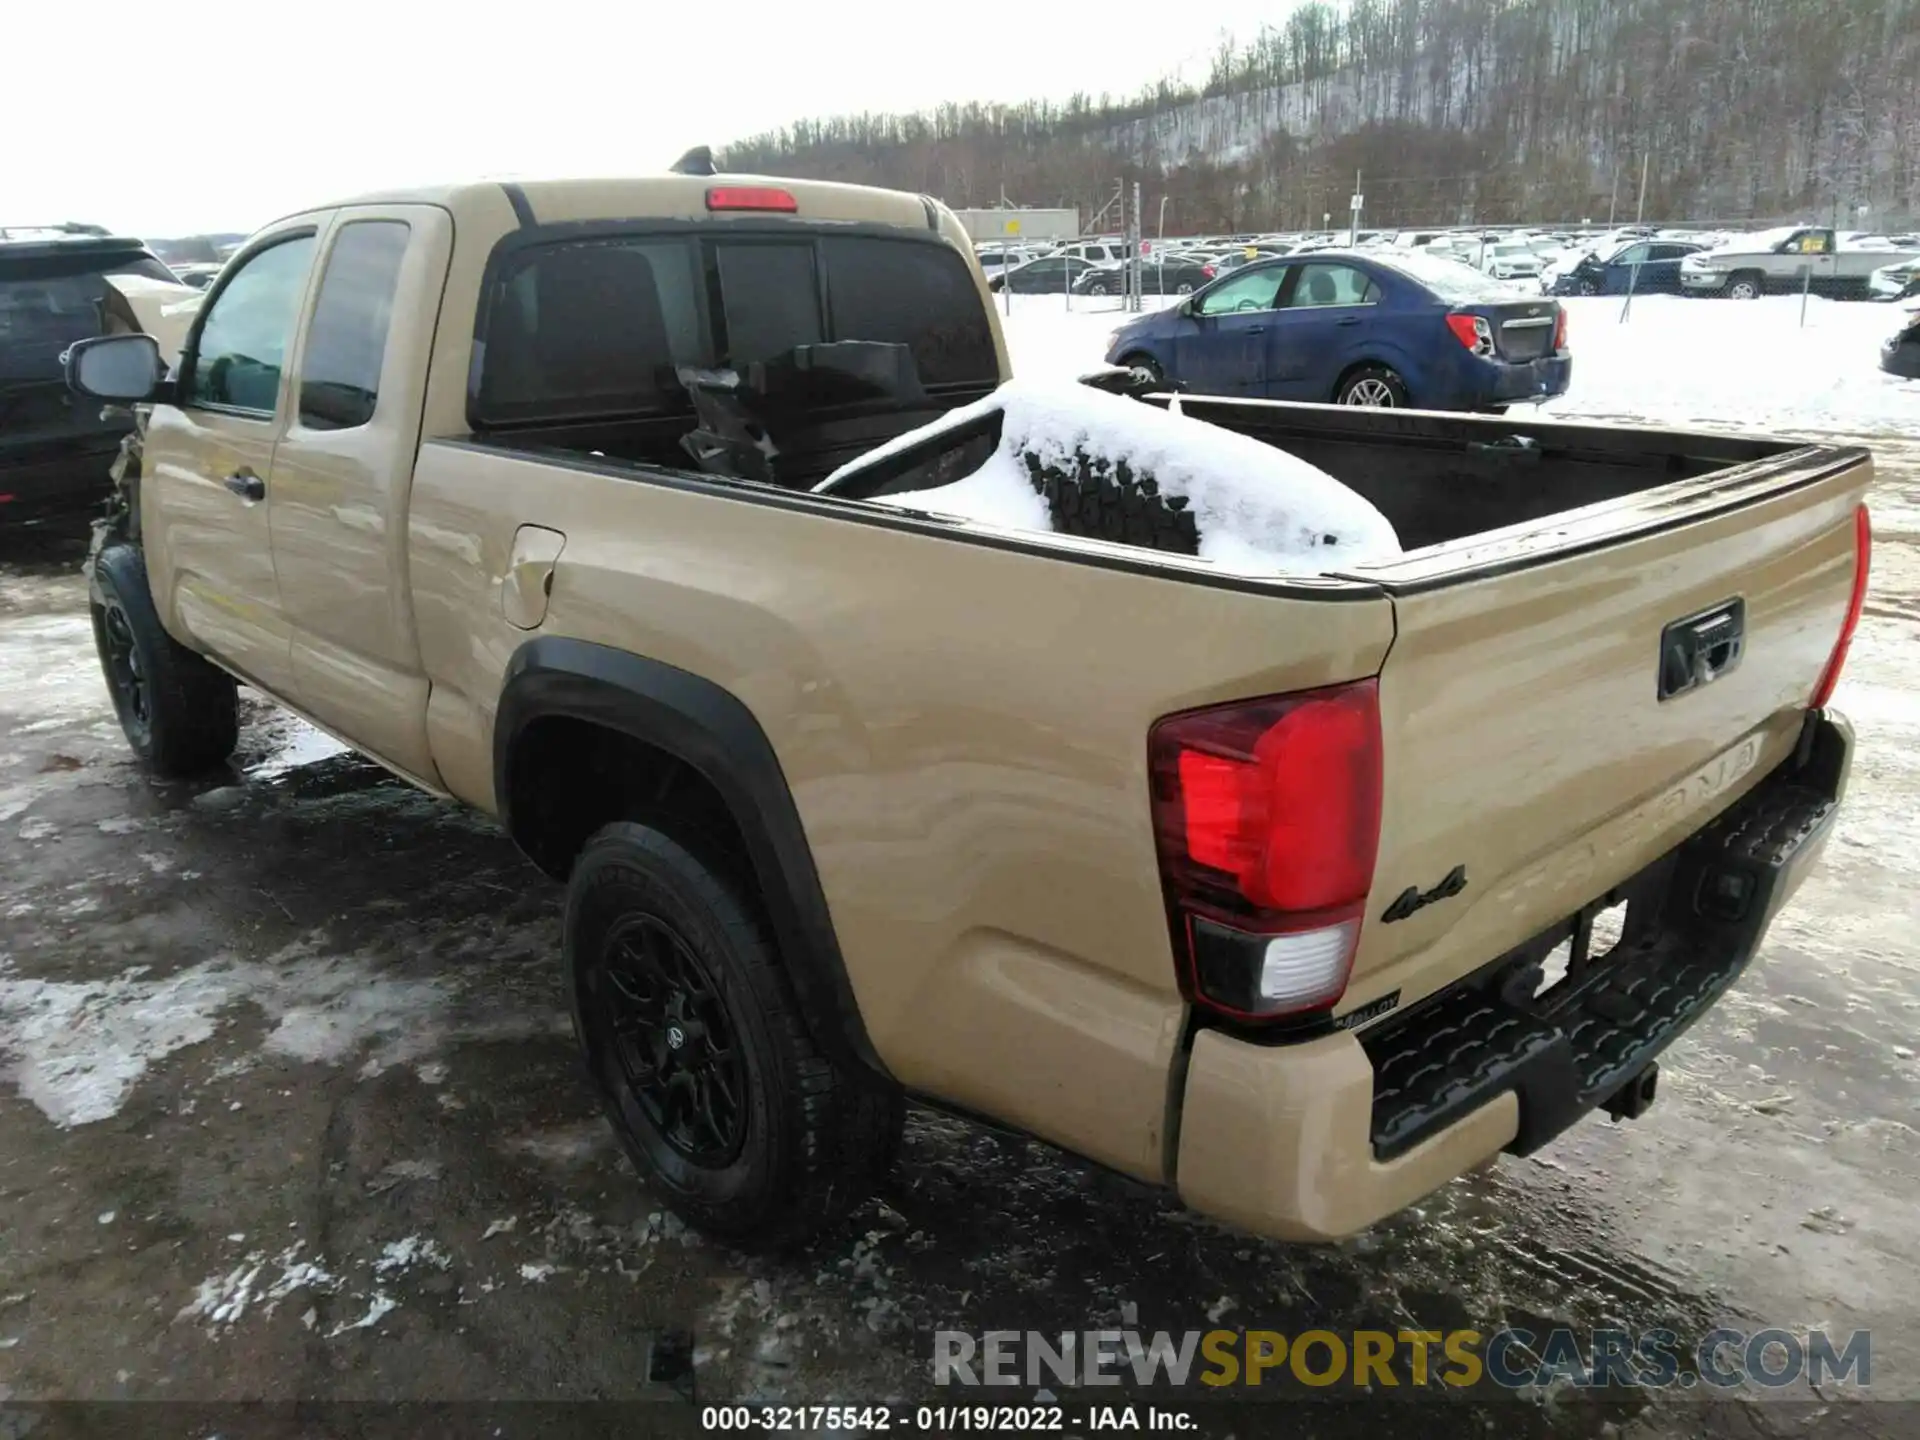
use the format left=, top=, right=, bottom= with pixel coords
left=269, top=205, right=454, bottom=786
left=141, top=223, right=325, bottom=697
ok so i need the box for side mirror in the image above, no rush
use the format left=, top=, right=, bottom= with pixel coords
left=65, top=333, right=167, bottom=403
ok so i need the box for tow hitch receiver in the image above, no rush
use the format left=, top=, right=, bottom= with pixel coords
left=1604, top=1064, right=1659, bottom=1122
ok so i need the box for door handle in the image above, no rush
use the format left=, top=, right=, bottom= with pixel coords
left=224, top=468, right=265, bottom=502
left=1335, top=316, right=1362, bottom=327
left=1243, top=325, right=1266, bottom=334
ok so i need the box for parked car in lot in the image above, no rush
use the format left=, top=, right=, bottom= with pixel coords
left=1213, top=246, right=1292, bottom=271
left=1, top=224, right=181, bottom=527
left=989, top=254, right=1100, bottom=293
left=1883, top=307, right=1920, bottom=378
left=62, top=168, right=1867, bottom=1253
left=1103, top=249, right=1570, bottom=411
left=1548, top=239, right=1707, bottom=296
left=1681, top=226, right=1920, bottom=299
left=1055, top=239, right=1133, bottom=265
left=974, top=245, right=1044, bottom=280
left=1073, top=256, right=1217, bottom=297
left=1478, top=241, right=1544, bottom=282
left=1868, top=259, right=1920, bottom=302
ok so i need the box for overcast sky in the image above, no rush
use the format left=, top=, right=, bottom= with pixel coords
left=8, top=1, right=1237, bottom=238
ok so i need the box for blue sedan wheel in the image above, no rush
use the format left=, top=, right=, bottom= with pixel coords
left=1336, top=366, right=1410, bottom=408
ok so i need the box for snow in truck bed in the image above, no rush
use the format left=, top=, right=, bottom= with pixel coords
left=819, top=380, right=1403, bottom=574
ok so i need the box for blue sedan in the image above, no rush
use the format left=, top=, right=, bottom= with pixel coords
left=1103, top=251, right=1571, bottom=412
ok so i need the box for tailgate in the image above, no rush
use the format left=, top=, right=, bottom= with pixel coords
left=1339, top=442, right=1871, bottom=1013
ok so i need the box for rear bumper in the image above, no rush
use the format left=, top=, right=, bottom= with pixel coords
left=1477, top=352, right=1571, bottom=404
left=1175, top=711, right=1850, bottom=1242
left=1, top=434, right=123, bottom=526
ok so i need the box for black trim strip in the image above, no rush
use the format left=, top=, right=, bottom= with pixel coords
left=426, top=436, right=1384, bottom=602
left=494, top=637, right=887, bottom=1078
left=499, top=182, right=535, bottom=229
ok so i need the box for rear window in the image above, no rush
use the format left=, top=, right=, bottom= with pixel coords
left=821, top=236, right=996, bottom=388
left=0, top=250, right=175, bottom=383
left=716, top=241, right=823, bottom=366
left=476, top=237, right=710, bottom=425
left=474, top=230, right=995, bottom=426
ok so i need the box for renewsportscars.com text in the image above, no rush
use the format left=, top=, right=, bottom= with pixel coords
left=933, top=1327, right=1871, bottom=1392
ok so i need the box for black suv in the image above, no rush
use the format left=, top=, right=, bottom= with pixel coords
left=2, top=225, right=177, bottom=528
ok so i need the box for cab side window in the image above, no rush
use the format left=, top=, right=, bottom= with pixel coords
left=298, top=221, right=411, bottom=430
left=185, top=235, right=317, bottom=414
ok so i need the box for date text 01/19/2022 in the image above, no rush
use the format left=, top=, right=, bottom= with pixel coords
left=699, top=1404, right=1196, bottom=1431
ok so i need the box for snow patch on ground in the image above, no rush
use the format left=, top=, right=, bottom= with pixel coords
left=372, top=1235, right=452, bottom=1277
left=0, top=937, right=451, bottom=1127
left=177, top=1244, right=340, bottom=1330
left=824, top=378, right=1402, bottom=573
left=245, top=720, right=351, bottom=781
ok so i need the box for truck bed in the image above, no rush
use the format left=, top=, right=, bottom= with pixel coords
left=475, top=390, right=1812, bottom=557
left=1160, top=396, right=1800, bottom=551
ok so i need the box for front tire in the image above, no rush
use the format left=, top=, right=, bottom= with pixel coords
left=1119, top=352, right=1164, bottom=386
left=90, top=544, right=238, bottom=776
left=1727, top=272, right=1765, bottom=300
left=565, top=822, right=903, bottom=1250
left=1335, top=365, right=1410, bottom=408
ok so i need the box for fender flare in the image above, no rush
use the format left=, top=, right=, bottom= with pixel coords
left=494, top=636, right=887, bottom=1079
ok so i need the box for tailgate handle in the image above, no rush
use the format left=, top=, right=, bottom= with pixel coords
left=1658, top=598, right=1745, bottom=701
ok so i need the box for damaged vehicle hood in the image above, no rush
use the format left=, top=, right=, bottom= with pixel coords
left=101, top=273, right=205, bottom=365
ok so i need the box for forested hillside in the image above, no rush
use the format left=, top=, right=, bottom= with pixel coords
left=721, top=0, right=1920, bottom=231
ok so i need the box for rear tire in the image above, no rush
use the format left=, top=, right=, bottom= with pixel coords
left=1335, top=365, right=1411, bottom=409
left=90, top=543, right=238, bottom=777
left=565, top=822, right=903, bottom=1250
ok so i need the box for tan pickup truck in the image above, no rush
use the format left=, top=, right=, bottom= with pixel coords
left=63, top=170, right=1870, bottom=1249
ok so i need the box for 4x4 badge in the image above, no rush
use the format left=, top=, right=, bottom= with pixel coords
left=1382, top=865, right=1469, bottom=923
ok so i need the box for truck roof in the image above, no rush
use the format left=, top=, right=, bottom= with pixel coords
left=291, top=173, right=945, bottom=235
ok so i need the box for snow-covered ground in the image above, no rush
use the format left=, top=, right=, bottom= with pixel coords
left=999, top=292, right=1920, bottom=438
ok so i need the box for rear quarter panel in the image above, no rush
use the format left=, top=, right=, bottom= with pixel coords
left=405, top=445, right=1395, bottom=1180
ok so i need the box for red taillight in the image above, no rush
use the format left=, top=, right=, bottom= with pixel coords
left=1149, top=680, right=1383, bottom=1020
left=1202, top=264, right=1216, bottom=279
left=1446, top=312, right=1494, bottom=355
left=1553, top=307, right=1568, bottom=351
left=705, top=186, right=798, bottom=213
left=1810, top=504, right=1871, bottom=710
